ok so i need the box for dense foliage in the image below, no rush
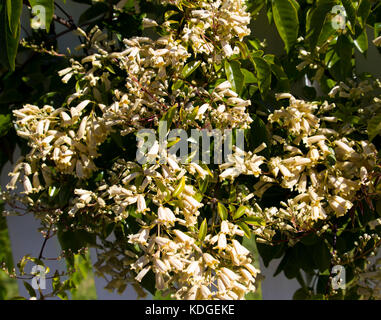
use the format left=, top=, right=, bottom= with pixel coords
left=0, top=0, right=381, bottom=300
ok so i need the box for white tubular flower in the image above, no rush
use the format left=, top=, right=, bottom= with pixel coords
left=157, top=206, right=176, bottom=225
left=185, top=261, right=201, bottom=275
left=155, top=273, right=165, bottom=291
left=303, top=135, right=326, bottom=146
left=203, top=253, right=219, bottom=268
left=215, top=233, right=227, bottom=250
left=60, top=111, right=72, bottom=124
left=244, top=263, right=259, bottom=277
left=168, top=256, right=183, bottom=270
left=77, top=116, right=88, bottom=140
left=199, top=285, right=212, bottom=299
left=226, top=97, right=251, bottom=107
left=7, top=172, right=20, bottom=190
left=137, top=194, right=147, bottom=213
left=231, top=239, right=250, bottom=257
left=23, top=176, right=33, bottom=194
left=173, top=230, right=194, bottom=244
left=142, top=18, right=158, bottom=28
left=328, top=195, right=353, bottom=217
left=135, top=266, right=151, bottom=282
left=220, top=267, right=240, bottom=282
left=221, top=220, right=230, bottom=234
left=189, top=163, right=208, bottom=179
left=373, top=35, right=381, bottom=47
left=334, top=140, right=355, bottom=156
left=154, top=258, right=168, bottom=273
left=215, top=80, right=231, bottom=91
left=183, top=195, right=203, bottom=210
left=128, top=228, right=150, bottom=245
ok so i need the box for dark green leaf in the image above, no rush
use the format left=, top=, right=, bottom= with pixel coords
left=306, top=0, right=335, bottom=50
left=247, top=114, right=270, bottom=156
left=217, top=202, right=228, bottom=221
left=0, top=3, right=20, bottom=71
left=198, top=218, right=207, bottom=241
left=172, top=176, right=185, bottom=198
left=240, top=68, right=257, bottom=84
left=224, top=60, right=244, bottom=94
left=354, top=29, right=368, bottom=54
left=23, top=281, right=36, bottom=298
left=257, top=242, right=285, bottom=267
left=238, top=222, right=251, bottom=238
left=271, top=0, right=299, bottom=52
left=293, top=288, right=309, bottom=300
left=182, top=61, right=201, bottom=78
left=0, top=113, right=12, bottom=137
left=341, top=0, right=356, bottom=29
left=367, top=111, right=381, bottom=141
left=6, top=0, right=22, bottom=36
left=252, top=57, right=271, bottom=97
left=312, top=240, right=331, bottom=272
left=78, top=2, right=107, bottom=25
left=244, top=216, right=266, bottom=227
left=357, top=0, right=371, bottom=28
left=233, top=205, right=248, bottom=220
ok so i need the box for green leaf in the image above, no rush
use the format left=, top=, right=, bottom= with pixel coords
left=23, top=281, right=36, bottom=298
left=341, top=0, right=356, bottom=29
left=247, top=114, right=270, bottom=156
left=256, top=242, right=285, bottom=268
left=233, top=206, right=248, bottom=220
left=172, top=176, right=185, bottom=198
left=374, top=22, right=381, bottom=39
left=312, top=240, right=331, bottom=272
left=317, top=18, right=336, bottom=46
left=248, top=0, right=266, bottom=15
left=58, top=228, right=96, bottom=266
left=182, top=61, right=201, bottom=78
left=171, top=79, right=183, bottom=92
left=270, top=63, right=290, bottom=91
left=354, top=29, right=368, bottom=54
left=357, top=0, right=371, bottom=28
left=224, top=60, right=244, bottom=94
left=293, top=288, right=309, bottom=300
left=332, top=35, right=353, bottom=80
left=217, top=202, right=228, bottom=221
left=198, top=218, right=207, bottom=241
left=368, top=112, right=381, bottom=141
left=244, top=216, right=266, bottom=227
left=198, top=176, right=209, bottom=194
left=6, top=0, right=22, bottom=36
left=306, top=0, right=335, bottom=50
left=238, top=222, right=251, bottom=239
left=29, top=0, right=55, bottom=33
left=0, top=3, right=21, bottom=71
left=241, top=68, right=257, bottom=84
left=78, top=2, right=107, bottom=25
left=160, top=105, right=177, bottom=131
left=0, top=113, right=12, bottom=137
left=17, top=255, right=31, bottom=275
left=252, top=57, right=271, bottom=97
left=271, top=0, right=299, bottom=53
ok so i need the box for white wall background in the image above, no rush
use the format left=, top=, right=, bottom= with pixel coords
left=2, top=0, right=380, bottom=300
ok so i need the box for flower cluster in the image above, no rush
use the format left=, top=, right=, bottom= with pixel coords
left=233, top=94, right=377, bottom=235
left=3, top=0, right=380, bottom=300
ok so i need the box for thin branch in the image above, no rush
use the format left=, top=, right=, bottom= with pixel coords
left=54, top=2, right=75, bottom=26
left=53, top=14, right=76, bottom=30
left=38, top=228, right=52, bottom=260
